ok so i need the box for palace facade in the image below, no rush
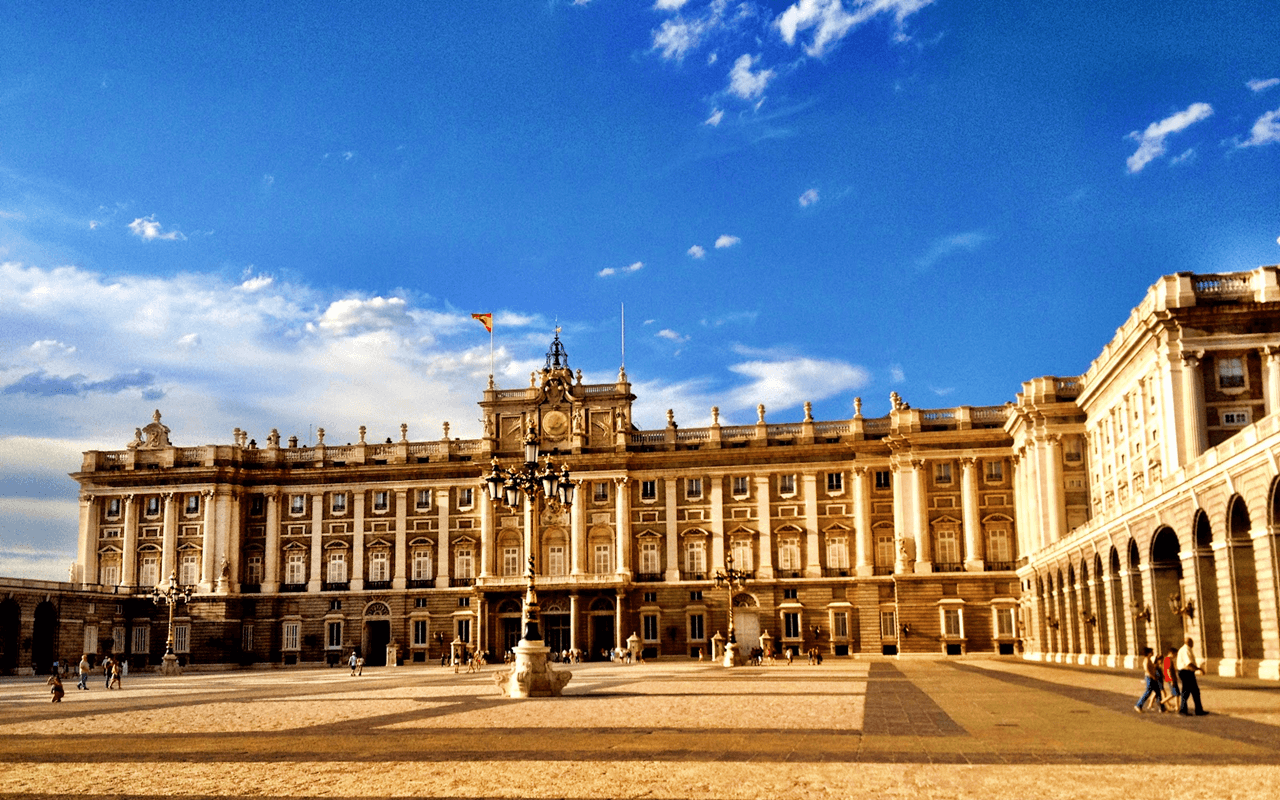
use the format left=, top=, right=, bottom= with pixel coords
left=3, top=266, right=1279, bottom=679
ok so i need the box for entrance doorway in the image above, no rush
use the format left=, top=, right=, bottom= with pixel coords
left=0, top=599, right=19, bottom=675
left=364, top=620, right=390, bottom=666
left=733, top=612, right=760, bottom=651
left=545, top=614, right=570, bottom=654
left=500, top=617, right=521, bottom=655
left=32, top=602, right=57, bottom=675
left=590, top=615, right=614, bottom=659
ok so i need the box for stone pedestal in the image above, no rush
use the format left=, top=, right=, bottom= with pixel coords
left=495, top=639, right=572, bottom=698
left=722, top=640, right=740, bottom=667
left=160, top=652, right=182, bottom=676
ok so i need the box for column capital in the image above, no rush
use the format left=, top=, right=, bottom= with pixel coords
left=959, top=456, right=977, bottom=469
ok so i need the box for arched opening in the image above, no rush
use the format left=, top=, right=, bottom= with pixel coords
left=1270, top=478, right=1280, bottom=655
left=588, top=596, right=616, bottom=659
left=1093, top=554, right=1109, bottom=655
left=1078, top=560, right=1094, bottom=656
left=1227, top=496, right=1264, bottom=661
left=1109, top=547, right=1127, bottom=656
left=1055, top=570, right=1067, bottom=655
left=0, top=599, right=20, bottom=675
left=1150, top=526, right=1184, bottom=653
left=1128, top=539, right=1147, bottom=652
left=362, top=601, right=391, bottom=667
left=496, top=598, right=522, bottom=655
left=1193, top=510, right=1223, bottom=658
left=1066, top=564, right=1080, bottom=655
left=32, top=601, right=58, bottom=675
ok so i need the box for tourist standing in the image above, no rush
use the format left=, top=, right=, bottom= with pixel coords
left=77, top=655, right=91, bottom=690
left=1176, top=637, right=1207, bottom=716
left=1134, top=647, right=1163, bottom=712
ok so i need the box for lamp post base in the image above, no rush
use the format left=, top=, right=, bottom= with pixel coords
left=495, top=639, right=572, bottom=698
left=723, top=641, right=740, bottom=668
left=160, top=652, right=182, bottom=676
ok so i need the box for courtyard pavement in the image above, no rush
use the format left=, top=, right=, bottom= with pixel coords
left=1, top=657, right=1278, bottom=799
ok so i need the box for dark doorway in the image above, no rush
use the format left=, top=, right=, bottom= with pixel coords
left=500, top=617, right=521, bottom=655
left=0, top=599, right=19, bottom=675
left=32, top=601, right=58, bottom=675
left=365, top=620, right=390, bottom=666
left=590, top=615, right=613, bottom=659
left=545, top=614, right=570, bottom=654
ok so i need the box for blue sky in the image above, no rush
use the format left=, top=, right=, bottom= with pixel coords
left=1, top=0, right=1278, bottom=579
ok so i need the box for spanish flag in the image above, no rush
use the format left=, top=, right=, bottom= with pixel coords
left=471, top=313, right=493, bottom=332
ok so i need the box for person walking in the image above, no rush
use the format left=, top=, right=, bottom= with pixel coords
left=1176, top=637, right=1207, bottom=716
left=103, top=657, right=114, bottom=689
left=109, top=658, right=122, bottom=690
left=1134, top=647, right=1163, bottom=712
left=77, top=655, right=91, bottom=691
left=349, top=651, right=358, bottom=677
left=1160, top=646, right=1181, bottom=712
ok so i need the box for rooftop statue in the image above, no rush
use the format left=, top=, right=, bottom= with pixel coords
left=128, top=409, right=172, bottom=450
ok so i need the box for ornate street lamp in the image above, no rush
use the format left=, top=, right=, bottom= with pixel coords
left=486, top=426, right=575, bottom=697
left=151, top=571, right=194, bottom=676
left=713, top=552, right=751, bottom=667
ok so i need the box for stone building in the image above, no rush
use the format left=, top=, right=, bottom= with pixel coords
left=4, top=266, right=1278, bottom=679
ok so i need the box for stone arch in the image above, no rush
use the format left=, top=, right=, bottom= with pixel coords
left=542, top=526, right=569, bottom=577
left=32, top=600, right=58, bottom=675
left=1127, top=538, right=1148, bottom=652
left=363, top=601, right=391, bottom=617
left=1192, top=509, right=1223, bottom=659
left=1109, top=546, right=1128, bottom=657
left=732, top=592, right=759, bottom=608
left=1093, top=552, right=1109, bottom=655
left=1066, top=563, right=1081, bottom=655
left=1078, top=558, right=1095, bottom=656
left=1226, top=494, right=1264, bottom=661
left=1269, top=477, right=1280, bottom=655
left=496, top=528, right=523, bottom=577
left=1150, top=526, right=1184, bottom=652
left=0, top=598, right=19, bottom=675
left=496, top=598, right=521, bottom=615
left=1053, top=568, right=1066, bottom=654
left=588, top=596, right=615, bottom=613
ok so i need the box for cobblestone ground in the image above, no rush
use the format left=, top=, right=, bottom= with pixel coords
left=1, top=658, right=1278, bottom=799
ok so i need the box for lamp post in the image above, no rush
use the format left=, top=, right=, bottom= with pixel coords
left=485, top=426, right=575, bottom=697
left=151, top=571, right=194, bottom=676
left=713, top=552, right=751, bottom=667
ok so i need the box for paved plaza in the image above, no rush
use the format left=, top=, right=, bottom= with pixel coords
left=1, top=658, right=1278, bottom=799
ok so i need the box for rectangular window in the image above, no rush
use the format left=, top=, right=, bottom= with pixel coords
left=185, top=494, right=200, bottom=515
left=100, top=562, right=120, bottom=586
left=732, top=476, right=750, bottom=497
left=455, top=549, right=473, bottom=580
left=327, top=551, right=347, bottom=583
left=935, top=463, right=953, bottom=485
left=730, top=538, right=753, bottom=571
left=639, top=541, right=660, bottom=574
left=832, top=611, right=849, bottom=639
left=111, top=626, right=125, bottom=654
left=107, top=498, right=122, bottom=518
left=415, top=489, right=432, bottom=510
left=139, top=554, right=159, bottom=587
left=935, top=530, right=961, bottom=565
left=686, top=478, right=702, bottom=500
left=413, top=619, right=428, bottom=646
left=643, top=591, right=657, bottom=603
left=880, top=610, right=897, bottom=639
left=373, top=491, right=389, bottom=511
left=875, top=534, right=895, bottom=567
left=174, top=621, right=190, bottom=652
left=282, top=621, right=300, bottom=651
left=783, top=588, right=798, bottom=600
left=783, top=612, right=801, bottom=639
left=874, top=471, right=891, bottom=490
left=179, top=552, right=200, bottom=586
left=826, top=537, right=849, bottom=569
left=688, top=613, right=705, bottom=641
left=778, top=541, right=800, bottom=572
left=593, top=482, right=609, bottom=502
left=689, top=590, right=702, bottom=601
left=503, top=547, right=520, bottom=576
left=1218, top=356, right=1245, bottom=389
left=369, top=551, right=389, bottom=582
left=327, top=621, right=343, bottom=649
left=826, top=472, right=844, bottom=493
left=131, top=625, right=150, bottom=655
left=290, top=495, right=306, bottom=515
left=412, top=549, right=433, bottom=581
left=457, top=488, right=474, bottom=509
left=245, top=554, right=264, bottom=584
left=985, top=460, right=1004, bottom=482
left=83, top=624, right=98, bottom=657
left=640, top=480, right=657, bottom=501
left=642, top=614, right=659, bottom=642
left=285, top=552, right=306, bottom=584
left=145, top=496, right=160, bottom=516
left=331, top=493, right=347, bottom=514
left=987, top=529, right=1012, bottom=563
left=778, top=474, right=797, bottom=495
left=943, top=607, right=963, bottom=637
left=250, top=495, right=265, bottom=516
left=593, top=543, right=611, bottom=574
left=456, top=618, right=471, bottom=642
left=685, top=540, right=706, bottom=574
left=242, top=623, right=255, bottom=653
left=995, top=607, right=1015, bottom=637
left=1223, top=410, right=1250, bottom=426
left=548, top=545, right=566, bottom=576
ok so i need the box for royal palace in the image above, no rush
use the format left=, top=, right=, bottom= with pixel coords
left=3, top=266, right=1280, bottom=681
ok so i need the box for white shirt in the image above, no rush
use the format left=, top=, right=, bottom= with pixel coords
left=1176, top=643, right=1196, bottom=672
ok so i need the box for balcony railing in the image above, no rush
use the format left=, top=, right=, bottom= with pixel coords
left=823, top=568, right=852, bottom=578
left=680, top=572, right=707, bottom=582
left=633, top=572, right=664, bottom=583
left=984, top=561, right=1016, bottom=572
left=934, top=562, right=964, bottom=573
left=873, top=565, right=893, bottom=576
left=451, top=577, right=475, bottom=587
left=365, top=580, right=392, bottom=591
left=322, top=581, right=350, bottom=592
left=776, top=570, right=803, bottom=579
left=407, top=579, right=434, bottom=589
left=280, top=583, right=306, bottom=593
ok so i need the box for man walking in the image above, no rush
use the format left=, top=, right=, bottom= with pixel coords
left=1176, top=637, right=1207, bottom=716
left=77, top=654, right=91, bottom=690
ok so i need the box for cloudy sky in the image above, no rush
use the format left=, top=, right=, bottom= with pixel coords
left=2, top=1, right=1278, bottom=580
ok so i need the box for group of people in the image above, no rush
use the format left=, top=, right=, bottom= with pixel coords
left=45, top=654, right=123, bottom=702
left=1135, top=637, right=1207, bottom=716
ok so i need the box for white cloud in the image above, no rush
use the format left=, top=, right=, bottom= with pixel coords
left=1235, top=107, right=1280, bottom=148
left=127, top=214, right=187, bottom=241
left=688, top=245, right=707, bottom=258
left=28, top=340, right=76, bottom=359
left=176, top=333, right=201, bottom=349
left=889, top=363, right=905, bottom=383
left=724, top=357, right=870, bottom=412
left=598, top=261, right=644, bottom=277
left=707, top=52, right=718, bottom=66
left=915, top=231, right=990, bottom=270
left=1170, top=148, right=1196, bottom=165
left=728, top=54, right=774, bottom=100
left=1247, top=78, right=1280, bottom=93
left=262, top=174, right=275, bottom=188
left=654, top=0, right=691, bottom=9
left=656, top=329, right=689, bottom=342
left=313, top=296, right=412, bottom=336
left=1125, top=102, right=1214, bottom=173
left=239, top=274, right=274, bottom=291
left=715, top=234, right=741, bottom=249
left=799, top=188, right=820, bottom=207
left=777, top=0, right=934, bottom=57
left=705, top=108, right=724, bottom=126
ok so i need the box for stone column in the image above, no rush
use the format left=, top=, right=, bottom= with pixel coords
left=1011, top=453, right=1031, bottom=558
left=263, top=492, right=281, bottom=593
left=308, top=492, right=324, bottom=592
left=1212, top=538, right=1243, bottom=676
left=912, top=460, right=931, bottom=574
left=1181, top=352, right=1208, bottom=461
left=803, top=473, right=822, bottom=578
left=614, top=477, right=631, bottom=577
left=853, top=467, right=872, bottom=576
left=77, top=495, right=98, bottom=587
left=710, top=476, right=725, bottom=571
left=393, top=489, right=408, bottom=589
left=214, top=490, right=233, bottom=593
left=664, top=479, right=680, bottom=582
left=199, top=490, right=216, bottom=591
left=1252, top=528, right=1280, bottom=679
left=1045, top=435, right=1066, bottom=544
left=121, top=494, right=138, bottom=587
left=960, top=457, right=982, bottom=571
left=161, top=492, right=177, bottom=586
left=569, top=593, right=579, bottom=653
left=1265, top=346, right=1280, bottom=418
left=1101, top=572, right=1120, bottom=668
left=573, top=483, right=588, bottom=576
left=892, top=461, right=909, bottom=574
left=479, top=490, right=495, bottom=579
left=754, top=475, right=773, bottom=579
left=1116, top=565, right=1139, bottom=669
left=435, top=489, right=451, bottom=588
left=352, top=492, right=366, bottom=591
left=615, top=588, right=625, bottom=650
